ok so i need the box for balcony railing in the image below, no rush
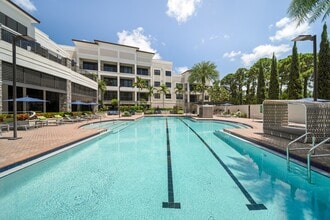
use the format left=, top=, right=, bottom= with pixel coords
left=1, top=26, right=71, bottom=68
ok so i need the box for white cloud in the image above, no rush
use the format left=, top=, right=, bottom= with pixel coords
left=175, top=66, right=189, bottom=74
left=12, top=0, right=36, bottom=12
left=166, top=0, right=202, bottom=24
left=223, top=50, right=242, bottom=61
left=223, top=34, right=230, bottom=39
left=241, top=44, right=291, bottom=66
left=117, top=27, right=161, bottom=59
left=269, top=17, right=310, bottom=42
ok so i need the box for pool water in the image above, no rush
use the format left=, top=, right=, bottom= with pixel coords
left=0, top=117, right=329, bottom=219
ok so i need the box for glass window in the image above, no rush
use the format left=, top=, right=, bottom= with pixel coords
left=120, top=92, right=133, bottom=101
left=154, top=69, right=160, bottom=75
left=104, top=91, right=117, bottom=100
left=0, top=12, right=5, bottom=25
left=103, top=77, right=117, bottom=86
left=6, top=16, right=17, bottom=31
left=165, top=71, right=171, bottom=76
left=104, top=64, right=117, bottom=72
left=166, top=94, right=171, bottom=99
left=137, top=68, right=149, bottom=76
left=154, top=93, right=160, bottom=99
left=176, top=94, right=183, bottom=99
left=120, top=65, right=133, bottom=74
left=154, top=81, right=160, bottom=87
left=166, top=82, right=171, bottom=88
left=120, top=79, right=133, bottom=87
left=83, top=62, right=98, bottom=70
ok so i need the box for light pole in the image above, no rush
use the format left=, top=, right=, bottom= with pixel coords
left=10, top=34, right=34, bottom=140
left=292, top=35, right=317, bottom=101
left=118, top=85, right=121, bottom=118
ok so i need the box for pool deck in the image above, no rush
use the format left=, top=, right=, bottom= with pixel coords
left=0, top=114, right=329, bottom=175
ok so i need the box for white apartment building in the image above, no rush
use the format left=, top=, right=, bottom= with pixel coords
left=67, top=39, right=185, bottom=109
left=0, top=0, right=207, bottom=114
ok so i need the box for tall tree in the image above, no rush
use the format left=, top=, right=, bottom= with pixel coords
left=146, top=85, right=155, bottom=108
left=189, top=61, right=219, bottom=104
left=256, top=63, right=266, bottom=103
left=288, top=42, right=302, bottom=99
left=158, top=84, right=169, bottom=108
left=318, top=23, right=330, bottom=99
left=174, top=83, right=184, bottom=108
left=269, top=53, right=280, bottom=99
left=235, top=68, right=247, bottom=104
left=97, top=78, right=107, bottom=109
left=299, top=53, right=314, bottom=98
left=288, top=0, right=330, bottom=25
left=133, top=77, right=146, bottom=106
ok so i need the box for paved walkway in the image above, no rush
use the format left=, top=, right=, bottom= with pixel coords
left=0, top=115, right=329, bottom=175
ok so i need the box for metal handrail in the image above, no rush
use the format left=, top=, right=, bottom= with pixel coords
left=307, top=137, right=330, bottom=182
left=286, top=132, right=315, bottom=168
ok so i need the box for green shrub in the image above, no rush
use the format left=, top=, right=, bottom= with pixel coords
left=122, top=111, right=131, bottom=117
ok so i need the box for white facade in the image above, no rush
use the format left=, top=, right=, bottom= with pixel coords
left=1, top=0, right=205, bottom=113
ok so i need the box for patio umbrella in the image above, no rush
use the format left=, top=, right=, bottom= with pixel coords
left=4, top=96, right=49, bottom=103
left=3, top=96, right=49, bottom=113
left=222, top=102, right=232, bottom=113
left=70, top=101, right=87, bottom=105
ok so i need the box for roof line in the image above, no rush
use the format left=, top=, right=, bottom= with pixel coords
left=7, top=0, right=40, bottom=23
left=72, top=39, right=97, bottom=45
left=94, top=39, right=139, bottom=49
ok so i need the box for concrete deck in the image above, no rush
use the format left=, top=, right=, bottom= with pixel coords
left=0, top=114, right=329, bottom=175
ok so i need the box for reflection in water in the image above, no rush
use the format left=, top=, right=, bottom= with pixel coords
left=214, top=131, right=330, bottom=220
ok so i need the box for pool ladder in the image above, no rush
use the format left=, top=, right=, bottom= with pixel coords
left=307, top=137, right=330, bottom=181
left=287, top=133, right=330, bottom=182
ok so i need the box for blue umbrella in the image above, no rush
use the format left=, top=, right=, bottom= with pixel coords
left=70, top=101, right=87, bottom=105
left=4, top=96, right=49, bottom=102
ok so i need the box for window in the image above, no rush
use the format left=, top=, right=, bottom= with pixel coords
left=176, top=94, right=183, bottom=99
left=137, top=68, right=149, bottom=76
left=120, top=79, right=133, bottom=87
left=120, top=65, right=133, bottom=74
left=120, top=92, right=133, bottom=101
left=166, top=82, right=171, bottom=88
left=165, top=71, right=171, bottom=76
left=166, top=94, right=171, bottom=99
left=102, top=77, right=117, bottom=86
left=154, top=69, right=160, bottom=75
left=104, top=64, right=117, bottom=72
left=0, top=12, right=27, bottom=35
left=104, top=91, right=117, bottom=100
left=154, top=81, right=160, bottom=87
left=154, top=93, right=160, bottom=99
left=83, top=62, right=98, bottom=70
left=204, top=96, right=209, bottom=101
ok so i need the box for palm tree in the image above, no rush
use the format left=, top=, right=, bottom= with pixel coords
left=133, top=77, right=146, bottom=106
left=158, top=84, right=169, bottom=109
left=146, top=85, right=155, bottom=108
left=175, top=83, right=184, bottom=110
left=188, top=61, right=219, bottom=104
left=98, top=78, right=107, bottom=109
left=288, top=0, right=330, bottom=24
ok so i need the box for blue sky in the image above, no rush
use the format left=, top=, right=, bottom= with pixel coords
left=13, top=0, right=328, bottom=78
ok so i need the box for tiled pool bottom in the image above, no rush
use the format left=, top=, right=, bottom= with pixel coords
left=0, top=117, right=329, bottom=219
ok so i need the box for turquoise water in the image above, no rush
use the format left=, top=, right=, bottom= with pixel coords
left=0, top=117, right=329, bottom=219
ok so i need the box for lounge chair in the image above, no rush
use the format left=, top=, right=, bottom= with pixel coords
left=36, top=116, right=49, bottom=127
left=63, top=115, right=79, bottom=123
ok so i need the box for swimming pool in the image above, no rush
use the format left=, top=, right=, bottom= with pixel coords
left=0, top=117, right=329, bottom=219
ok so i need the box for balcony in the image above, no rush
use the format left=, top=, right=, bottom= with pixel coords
left=1, top=27, right=71, bottom=68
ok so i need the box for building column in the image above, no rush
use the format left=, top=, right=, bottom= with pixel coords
left=0, top=61, right=3, bottom=114
left=59, top=79, right=71, bottom=112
